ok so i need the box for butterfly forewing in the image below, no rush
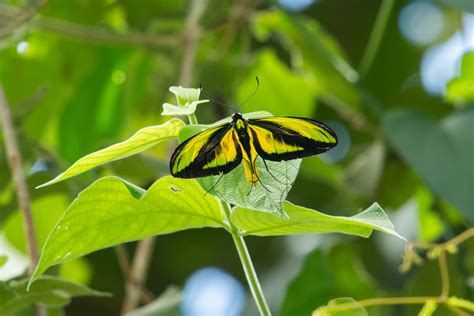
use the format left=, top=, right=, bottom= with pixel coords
left=248, top=117, right=338, bottom=161
left=170, top=124, right=242, bottom=178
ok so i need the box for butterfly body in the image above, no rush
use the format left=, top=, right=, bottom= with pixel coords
left=170, top=113, right=338, bottom=186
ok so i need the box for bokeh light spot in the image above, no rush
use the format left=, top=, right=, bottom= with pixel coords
left=16, top=41, right=29, bottom=55
left=182, top=267, right=246, bottom=316
left=398, top=2, right=444, bottom=46
left=112, top=70, right=126, bottom=85
left=279, top=0, right=316, bottom=12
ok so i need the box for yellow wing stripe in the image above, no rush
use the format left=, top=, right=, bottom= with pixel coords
left=256, top=117, right=337, bottom=144
left=202, top=129, right=238, bottom=170
left=250, top=125, right=303, bottom=154
left=172, top=126, right=222, bottom=174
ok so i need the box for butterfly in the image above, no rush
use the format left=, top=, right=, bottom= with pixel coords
left=169, top=112, right=338, bottom=188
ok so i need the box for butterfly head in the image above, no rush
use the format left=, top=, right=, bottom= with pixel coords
left=231, top=113, right=247, bottom=133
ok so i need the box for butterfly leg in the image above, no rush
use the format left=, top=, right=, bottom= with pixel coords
left=261, top=159, right=285, bottom=185
left=204, top=172, right=225, bottom=196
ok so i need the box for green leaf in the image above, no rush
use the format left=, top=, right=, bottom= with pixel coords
left=126, top=286, right=182, bottom=316
left=384, top=107, right=474, bottom=223
left=37, top=118, right=185, bottom=188
left=237, top=50, right=319, bottom=117
left=169, top=86, right=202, bottom=106
left=199, top=158, right=301, bottom=217
left=232, top=201, right=405, bottom=239
left=0, top=255, right=7, bottom=268
left=30, top=176, right=225, bottom=285
left=162, top=100, right=209, bottom=116
left=252, top=11, right=360, bottom=109
left=314, top=298, right=369, bottom=316
left=281, top=245, right=376, bottom=316
left=0, top=276, right=109, bottom=315
left=59, top=49, right=132, bottom=162
left=4, top=193, right=69, bottom=253
left=446, top=52, right=474, bottom=105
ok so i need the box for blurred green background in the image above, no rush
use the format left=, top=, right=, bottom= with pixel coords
left=0, top=0, right=473, bottom=315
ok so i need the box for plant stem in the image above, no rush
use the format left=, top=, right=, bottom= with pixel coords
left=221, top=202, right=271, bottom=316
left=358, top=0, right=395, bottom=78
left=0, top=85, right=39, bottom=274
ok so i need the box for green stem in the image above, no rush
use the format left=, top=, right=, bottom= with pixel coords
left=358, top=0, right=395, bottom=78
left=187, top=113, right=199, bottom=125
left=221, top=202, right=272, bottom=316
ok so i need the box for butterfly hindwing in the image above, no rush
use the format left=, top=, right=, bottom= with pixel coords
left=248, top=116, right=338, bottom=161
left=170, top=124, right=242, bottom=178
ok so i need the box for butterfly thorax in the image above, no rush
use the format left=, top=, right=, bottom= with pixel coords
left=231, top=113, right=260, bottom=186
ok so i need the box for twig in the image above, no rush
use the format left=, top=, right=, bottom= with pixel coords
left=0, top=0, right=46, bottom=38
left=0, top=86, right=47, bottom=316
left=358, top=0, right=395, bottom=78
left=121, top=238, right=156, bottom=313
left=313, top=228, right=474, bottom=315
left=178, top=0, right=209, bottom=86
left=0, top=4, right=178, bottom=48
left=0, top=84, right=39, bottom=274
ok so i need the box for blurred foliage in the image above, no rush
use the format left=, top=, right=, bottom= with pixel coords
left=0, top=0, right=473, bottom=315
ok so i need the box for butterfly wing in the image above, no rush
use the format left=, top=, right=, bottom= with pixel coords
left=248, top=116, right=338, bottom=161
left=170, top=124, right=242, bottom=178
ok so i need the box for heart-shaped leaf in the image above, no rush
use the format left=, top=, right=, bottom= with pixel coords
left=232, top=202, right=405, bottom=239
left=38, top=118, right=185, bottom=188
left=30, top=176, right=225, bottom=285
left=199, top=159, right=301, bottom=217
left=384, top=108, right=474, bottom=222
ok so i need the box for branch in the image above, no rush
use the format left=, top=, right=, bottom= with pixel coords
left=178, top=0, right=209, bottom=86
left=121, top=238, right=156, bottom=313
left=0, top=4, right=178, bottom=48
left=0, top=84, right=39, bottom=275
left=313, top=228, right=474, bottom=315
left=0, top=0, right=46, bottom=38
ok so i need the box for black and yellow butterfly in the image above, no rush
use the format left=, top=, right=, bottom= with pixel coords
left=169, top=113, right=338, bottom=187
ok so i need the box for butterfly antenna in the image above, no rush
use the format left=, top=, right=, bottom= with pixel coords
left=236, top=76, right=260, bottom=113
left=199, top=84, right=233, bottom=110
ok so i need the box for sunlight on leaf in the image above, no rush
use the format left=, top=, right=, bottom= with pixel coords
left=199, top=159, right=300, bottom=217
left=38, top=118, right=185, bottom=188
left=0, top=276, right=109, bottom=315
left=30, top=176, right=225, bottom=285
left=446, top=52, right=474, bottom=105
left=232, top=202, right=405, bottom=239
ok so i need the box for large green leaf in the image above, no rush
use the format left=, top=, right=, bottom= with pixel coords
left=199, top=158, right=301, bottom=217
left=30, top=176, right=225, bottom=285
left=38, top=118, right=185, bottom=188
left=281, top=245, right=376, bottom=316
left=232, top=202, right=404, bottom=239
left=384, top=107, right=474, bottom=222
left=0, top=276, right=109, bottom=315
